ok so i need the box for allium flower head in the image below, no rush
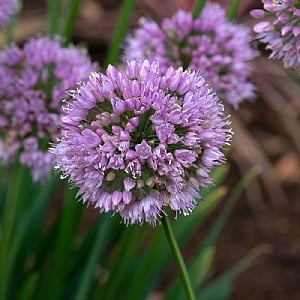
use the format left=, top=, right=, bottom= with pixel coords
left=0, top=36, right=95, bottom=181
left=123, top=4, right=257, bottom=108
left=251, top=0, right=300, bottom=71
left=51, top=60, right=231, bottom=225
left=0, top=0, right=20, bottom=27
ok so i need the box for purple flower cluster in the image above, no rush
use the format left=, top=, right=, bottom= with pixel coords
left=0, top=36, right=95, bottom=181
left=123, top=3, right=257, bottom=108
left=251, top=0, right=300, bottom=71
left=0, top=0, right=19, bottom=27
left=51, top=60, right=231, bottom=225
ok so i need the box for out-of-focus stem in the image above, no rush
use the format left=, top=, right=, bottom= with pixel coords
left=192, top=0, right=206, bottom=19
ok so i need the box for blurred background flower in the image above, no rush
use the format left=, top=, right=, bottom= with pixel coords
left=0, top=0, right=20, bottom=27
left=0, top=36, right=95, bottom=180
left=123, top=3, right=257, bottom=107
left=251, top=0, right=300, bottom=72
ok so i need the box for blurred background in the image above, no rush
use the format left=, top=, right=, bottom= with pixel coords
left=2, top=1, right=300, bottom=299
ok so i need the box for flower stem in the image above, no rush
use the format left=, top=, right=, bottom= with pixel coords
left=226, top=0, right=240, bottom=20
left=4, top=10, right=18, bottom=45
left=192, top=0, right=206, bottom=19
left=161, top=216, right=196, bottom=300
left=37, top=186, right=83, bottom=300
left=62, top=0, right=82, bottom=44
left=0, top=164, right=23, bottom=300
left=47, top=0, right=60, bottom=36
left=104, top=0, right=135, bottom=67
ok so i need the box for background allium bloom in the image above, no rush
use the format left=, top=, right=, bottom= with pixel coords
left=51, top=60, right=231, bottom=225
left=251, top=0, right=300, bottom=71
left=0, top=36, right=95, bottom=181
left=0, top=0, right=19, bottom=27
left=123, top=4, right=257, bottom=108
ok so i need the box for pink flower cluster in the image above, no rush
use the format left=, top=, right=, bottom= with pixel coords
left=124, top=3, right=257, bottom=108
left=0, top=36, right=95, bottom=181
left=51, top=60, right=231, bottom=225
left=251, top=0, right=300, bottom=71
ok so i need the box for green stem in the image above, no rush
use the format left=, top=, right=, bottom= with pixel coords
left=62, top=0, right=82, bottom=44
left=8, top=175, right=61, bottom=275
left=0, top=164, right=23, bottom=300
left=4, top=13, right=17, bottom=45
left=37, top=186, right=83, bottom=300
left=98, top=226, right=133, bottom=299
left=192, top=0, right=206, bottom=19
left=226, top=0, right=240, bottom=21
left=74, top=216, right=111, bottom=300
left=161, top=216, right=196, bottom=300
left=104, top=0, right=135, bottom=67
left=47, top=0, right=60, bottom=36
left=3, top=3, right=21, bottom=46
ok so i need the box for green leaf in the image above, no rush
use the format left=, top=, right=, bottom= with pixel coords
left=226, top=0, right=240, bottom=21
left=16, top=272, right=38, bottom=300
left=174, top=185, right=228, bottom=239
left=126, top=186, right=227, bottom=299
left=104, top=0, right=135, bottom=66
left=0, top=163, right=24, bottom=300
left=74, top=215, right=116, bottom=300
left=192, top=0, right=207, bottom=19
left=10, top=176, right=61, bottom=268
left=62, top=0, right=82, bottom=43
left=167, top=168, right=258, bottom=299
left=96, top=225, right=150, bottom=300
left=36, top=186, right=84, bottom=300
left=4, top=7, right=19, bottom=44
left=190, top=246, right=215, bottom=287
left=67, top=214, right=121, bottom=275
left=197, top=249, right=259, bottom=300
left=165, top=247, right=215, bottom=300
left=201, top=165, right=229, bottom=198
left=200, top=167, right=258, bottom=251
left=3, top=175, right=61, bottom=300
left=47, top=0, right=60, bottom=35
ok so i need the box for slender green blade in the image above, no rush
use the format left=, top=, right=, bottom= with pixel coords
left=226, top=0, right=240, bottom=20
left=200, top=165, right=229, bottom=198
left=192, top=0, right=207, bottom=19
left=104, top=0, right=135, bottom=66
left=200, top=167, right=258, bottom=250
left=62, top=0, right=82, bottom=43
left=47, top=0, right=60, bottom=35
left=9, top=176, right=61, bottom=279
left=37, top=186, right=84, bottom=300
left=197, top=249, right=259, bottom=300
left=165, top=167, right=258, bottom=299
left=16, top=272, right=38, bottom=300
left=74, top=215, right=115, bottom=300
left=0, top=164, right=24, bottom=300
left=95, top=225, right=150, bottom=300
left=126, top=186, right=227, bottom=299
left=165, top=247, right=215, bottom=300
